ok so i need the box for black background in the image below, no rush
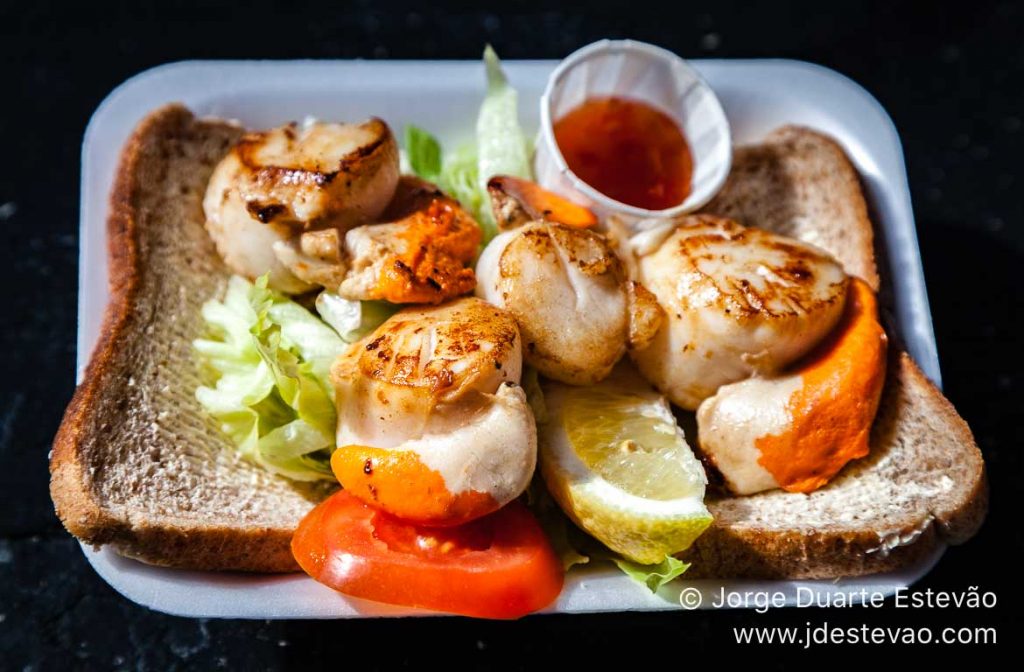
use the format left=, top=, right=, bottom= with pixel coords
left=2, top=0, right=1021, bottom=667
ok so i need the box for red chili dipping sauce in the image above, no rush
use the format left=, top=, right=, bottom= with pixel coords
left=553, top=96, right=693, bottom=210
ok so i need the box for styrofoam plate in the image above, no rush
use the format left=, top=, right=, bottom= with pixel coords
left=77, top=59, right=942, bottom=618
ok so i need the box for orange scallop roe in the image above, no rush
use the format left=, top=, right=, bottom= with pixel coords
left=755, top=278, right=888, bottom=493
left=488, top=175, right=598, bottom=229
left=375, top=199, right=482, bottom=304
left=331, top=444, right=499, bottom=526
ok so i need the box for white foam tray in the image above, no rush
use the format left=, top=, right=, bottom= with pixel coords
left=77, top=59, right=942, bottom=618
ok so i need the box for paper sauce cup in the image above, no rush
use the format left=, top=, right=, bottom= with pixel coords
left=535, top=39, right=732, bottom=228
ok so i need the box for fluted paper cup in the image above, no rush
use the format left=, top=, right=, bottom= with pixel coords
left=536, top=40, right=732, bottom=228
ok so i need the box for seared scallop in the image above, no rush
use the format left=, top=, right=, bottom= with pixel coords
left=338, top=177, right=481, bottom=304
left=333, top=297, right=522, bottom=445
left=696, top=279, right=887, bottom=495
left=476, top=221, right=631, bottom=385
left=203, top=151, right=311, bottom=293
left=330, top=297, right=535, bottom=525
left=233, top=118, right=399, bottom=228
left=630, top=215, right=849, bottom=410
left=475, top=178, right=663, bottom=385
left=202, top=118, right=399, bottom=293
left=270, top=228, right=349, bottom=291
left=268, top=175, right=481, bottom=301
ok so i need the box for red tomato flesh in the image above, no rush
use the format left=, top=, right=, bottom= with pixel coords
left=291, top=490, right=564, bottom=619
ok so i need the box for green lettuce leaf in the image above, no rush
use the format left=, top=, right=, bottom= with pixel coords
left=475, top=45, right=532, bottom=242
left=611, top=555, right=692, bottom=593
left=477, top=45, right=531, bottom=192
left=402, top=46, right=532, bottom=245
left=439, top=143, right=491, bottom=238
left=194, top=275, right=346, bottom=481
left=404, top=125, right=443, bottom=179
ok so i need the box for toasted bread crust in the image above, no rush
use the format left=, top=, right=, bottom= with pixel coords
left=50, top=105, right=306, bottom=573
left=682, top=520, right=943, bottom=580
left=51, top=105, right=181, bottom=551
left=896, top=355, right=988, bottom=546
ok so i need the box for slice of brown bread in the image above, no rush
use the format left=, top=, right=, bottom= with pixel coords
left=703, top=125, right=880, bottom=290
left=50, top=105, right=334, bottom=572
left=51, top=106, right=985, bottom=579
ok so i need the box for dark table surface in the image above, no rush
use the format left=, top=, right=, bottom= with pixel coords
left=2, top=0, right=1020, bottom=667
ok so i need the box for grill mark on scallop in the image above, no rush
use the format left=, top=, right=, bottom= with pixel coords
left=672, top=217, right=845, bottom=320
left=630, top=215, right=849, bottom=410
left=352, top=299, right=519, bottom=397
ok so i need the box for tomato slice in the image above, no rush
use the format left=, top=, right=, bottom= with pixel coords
left=291, top=490, right=564, bottom=619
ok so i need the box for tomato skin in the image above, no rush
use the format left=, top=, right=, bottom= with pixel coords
left=291, top=490, right=564, bottom=619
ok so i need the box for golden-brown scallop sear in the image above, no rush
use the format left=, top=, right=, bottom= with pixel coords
left=203, top=151, right=310, bottom=293
left=331, top=297, right=535, bottom=525
left=476, top=221, right=630, bottom=385
left=631, top=215, right=849, bottom=410
left=202, top=118, right=399, bottom=293
left=234, top=118, right=399, bottom=229
left=625, top=280, right=665, bottom=351
left=332, top=297, right=523, bottom=447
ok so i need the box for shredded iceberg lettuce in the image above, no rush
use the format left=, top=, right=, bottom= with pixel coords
left=194, top=275, right=349, bottom=482
left=476, top=45, right=532, bottom=195
left=440, top=144, right=492, bottom=238
left=403, top=46, right=532, bottom=244
left=315, top=292, right=397, bottom=343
